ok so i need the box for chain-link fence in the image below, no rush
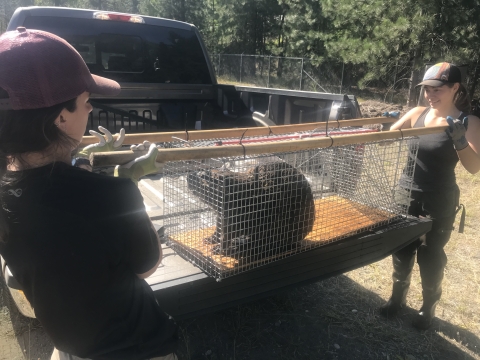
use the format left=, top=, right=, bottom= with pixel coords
left=212, top=54, right=414, bottom=103
left=212, top=54, right=345, bottom=94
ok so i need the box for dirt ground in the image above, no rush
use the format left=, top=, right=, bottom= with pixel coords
left=1, top=101, right=480, bottom=360
left=359, top=100, right=408, bottom=119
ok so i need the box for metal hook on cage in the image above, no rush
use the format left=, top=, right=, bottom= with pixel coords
left=239, top=129, right=248, bottom=159
left=267, top=126, right=274, bottom=137
left=326, top=135, right=334, bottom=148
left=399, top=128, right=404, bottom=141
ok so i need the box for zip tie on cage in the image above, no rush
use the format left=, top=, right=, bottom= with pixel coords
left=171, top=136, right=189, bottom=143
left=399, top=128, right=404, bottom=140
left=299, top=127, right=320, bottom=139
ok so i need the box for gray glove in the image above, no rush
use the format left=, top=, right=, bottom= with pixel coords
left=446, top=116, right=469, bottom=150
left=78, top=126, right=125, bottom=158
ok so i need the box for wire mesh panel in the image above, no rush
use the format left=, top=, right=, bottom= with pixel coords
left=162, top=135, right=419, bottom=280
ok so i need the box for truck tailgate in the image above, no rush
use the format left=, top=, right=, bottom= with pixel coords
left=139, top=177, right=431, bottom=320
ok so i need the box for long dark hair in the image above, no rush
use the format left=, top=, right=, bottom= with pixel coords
left=446, top=83, right=471, bottom=114
left=0, top=89, right=78, bottom=242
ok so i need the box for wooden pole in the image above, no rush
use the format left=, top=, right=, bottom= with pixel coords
left=81, top=117, right=395, bottom=146
left=90, top=125, right=448, bottom=167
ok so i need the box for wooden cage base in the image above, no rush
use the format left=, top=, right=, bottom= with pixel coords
left=168, top=195, right=396, bottom=273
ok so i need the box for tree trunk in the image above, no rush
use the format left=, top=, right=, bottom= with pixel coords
left=469, top=58, right=479, bottom=100
left=278, top=14, right=285, bottom=48
left=179, top=0, right=186, bottom=22
left=132, top=0, right=139, bottom=13
left=407, top=49, right=422, bottom=107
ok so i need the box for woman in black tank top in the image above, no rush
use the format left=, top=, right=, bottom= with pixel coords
left=378, top=63, right=480, bottom=329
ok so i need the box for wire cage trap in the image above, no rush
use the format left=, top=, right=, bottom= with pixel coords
left=161, top=130, right=419, bottom=280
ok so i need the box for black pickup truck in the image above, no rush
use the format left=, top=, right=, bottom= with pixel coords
left=7, top=6, right=361, bottom=133
left=2, top=6, right=431, bottom=320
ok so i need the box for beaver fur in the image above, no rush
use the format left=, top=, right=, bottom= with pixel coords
left=187, top=160, right=315, bottom=259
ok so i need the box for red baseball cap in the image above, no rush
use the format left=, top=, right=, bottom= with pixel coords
left=0, top=27, right=120, bottom=110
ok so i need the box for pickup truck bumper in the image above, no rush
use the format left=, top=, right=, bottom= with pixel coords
left=150, top=216, right=431, bottom=320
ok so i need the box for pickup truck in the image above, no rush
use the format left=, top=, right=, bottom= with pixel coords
left=1, top=6, right=432, bottom=320
left=7, top=6, right=361, bottom=133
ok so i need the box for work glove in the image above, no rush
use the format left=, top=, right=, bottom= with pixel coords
left=78, top=126, right=125, bottom=158
left=382, top=111, right=400, bottom=119
left=130, top=140, right=152, bottom=151
left=446, top=116, right=469, bottom=151
left=114, top=143, right=162, bottom=185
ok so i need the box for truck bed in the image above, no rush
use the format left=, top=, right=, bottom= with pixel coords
left=139, top=177, right=431, bottom=320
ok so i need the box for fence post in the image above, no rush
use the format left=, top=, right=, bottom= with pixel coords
left=218, top=54, right=221, bottom=77
left=267, top=55, right=271, bottom=88
left=299, top=58, right=304, bottom=90
left=340, top=62, right=344, bottom=94
left=391, top=60, right=398, bottom=103
left=240, top=54, right=243, bottom=83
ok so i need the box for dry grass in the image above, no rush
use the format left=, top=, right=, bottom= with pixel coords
left=216, top=76, right=258, bottom=88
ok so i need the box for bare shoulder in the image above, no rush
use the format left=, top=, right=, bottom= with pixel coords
left=408, top=106, right=427, bottom=115
left=391, top=107, right=426, bottom=130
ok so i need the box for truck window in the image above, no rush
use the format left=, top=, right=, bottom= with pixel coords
left=22, top=16, right=212, bottom=84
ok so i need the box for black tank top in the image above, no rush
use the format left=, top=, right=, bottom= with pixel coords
left=400, top=107, right=460, bottom=192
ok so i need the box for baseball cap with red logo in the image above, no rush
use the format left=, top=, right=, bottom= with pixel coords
left=416, top=62, right=462, bottom=87
left=0, top=27, right=120, bottom=110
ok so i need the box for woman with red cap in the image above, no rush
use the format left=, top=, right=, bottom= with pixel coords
left=0, top=28, right=178, bottom=359
left=379, top=62, right=480, bottom=329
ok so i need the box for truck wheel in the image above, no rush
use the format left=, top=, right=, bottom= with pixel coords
left=1, top=257, right=36, bottom=318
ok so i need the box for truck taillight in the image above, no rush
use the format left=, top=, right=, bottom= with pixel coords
left=93, top=12, right=144, bottom=23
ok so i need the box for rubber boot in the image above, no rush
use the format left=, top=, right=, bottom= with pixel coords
left=412, top=285, right=442, bottom=330
left=379, top=245, right=417, bottom=318
left=412, top=243, right=446, bottom=330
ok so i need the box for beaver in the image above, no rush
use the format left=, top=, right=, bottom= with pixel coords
left=186, top=160, right=315, bottom=259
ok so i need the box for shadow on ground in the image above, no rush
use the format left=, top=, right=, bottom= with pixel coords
left=0, top=276, right=53, bottom=360
left=1, top=273, right=479, bottom=360
left=176, top=275, right=480, bottom=360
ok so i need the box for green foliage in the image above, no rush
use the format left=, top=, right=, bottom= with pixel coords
left=279, top=0, right=328, bottom=62
left=321, top=0, right=480, bottom=88
left=2, top=0, right=480, bottom=96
